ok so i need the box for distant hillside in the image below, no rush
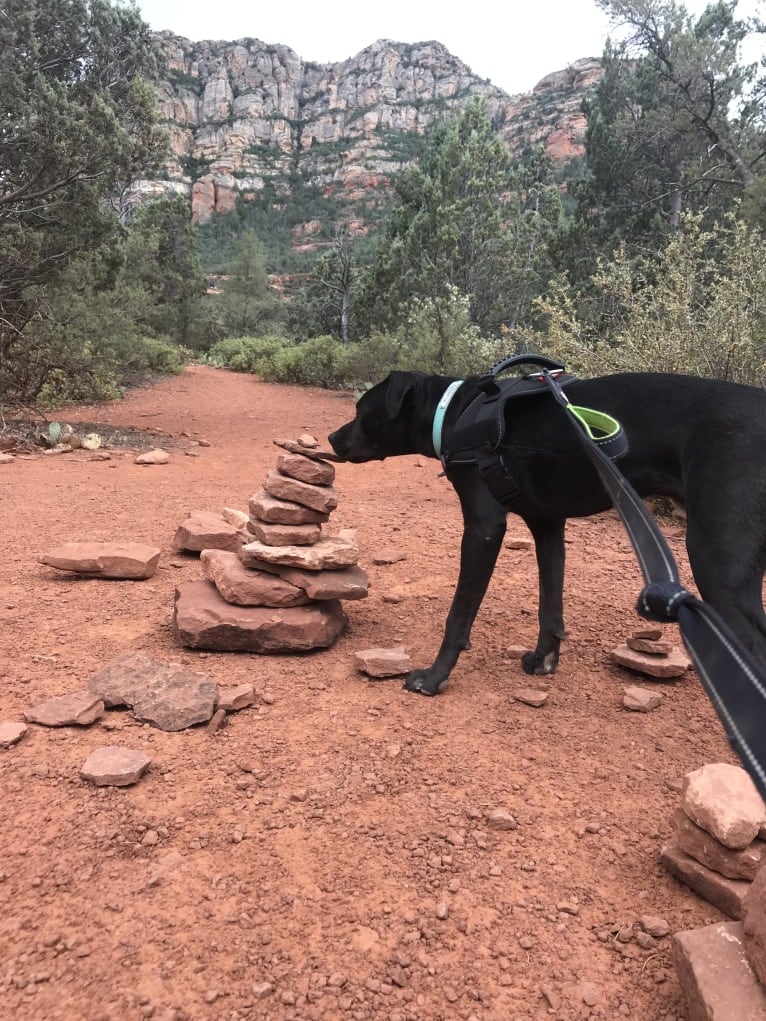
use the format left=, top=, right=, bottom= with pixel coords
left=131, top=33, right=602, bottom=249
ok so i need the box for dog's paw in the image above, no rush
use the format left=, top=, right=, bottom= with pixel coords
left=521, top=650, right=558, bottom=675
left=403, top=669, right=448, bottom=696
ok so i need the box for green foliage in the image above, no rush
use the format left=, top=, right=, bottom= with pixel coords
left=206, top=335, right=289, bottom=376
left=206, top=290, right=507, bottom=390
left=288, top=230, right=357, bottom=342
left=119, top=196, right=208, bottom=347
left=216, top=230, right=286, bottom=338
left=0, top=0, right=167, bottom=407
left=128, top=336, right=189, bottom=377
left=355, top=99, right=563, bottom=340
left=536, top=213, right=766, bottom=386
left=563, top=0, right=766, bottom=283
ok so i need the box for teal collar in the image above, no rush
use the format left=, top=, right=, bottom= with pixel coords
left=432, top=379, right=464, bottom=459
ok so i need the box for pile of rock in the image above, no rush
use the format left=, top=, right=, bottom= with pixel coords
left=663, top=763, right=766, bottom=1018
left=612, top=627, right=691, bottom=679
left=173, top=438, right=369, bottom=653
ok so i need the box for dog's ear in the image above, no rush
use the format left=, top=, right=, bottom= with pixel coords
left=384, top=372, right=419, bottom=418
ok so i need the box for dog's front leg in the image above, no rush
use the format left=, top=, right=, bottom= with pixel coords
left=521, top=516, right=566, bottom=675
left=404, top=471, right=506, bottom=695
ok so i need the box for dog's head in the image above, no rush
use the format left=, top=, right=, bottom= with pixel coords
left=329, top=371, right=426, bottom=462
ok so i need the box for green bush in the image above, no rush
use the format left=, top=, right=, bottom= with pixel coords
left=534, top=214, right=766, bottom=386
left=270, top=335, right=353, bottom=388
left=129, top=336, right=190, bottom=376
left=205, top=335, right=290, bottom=375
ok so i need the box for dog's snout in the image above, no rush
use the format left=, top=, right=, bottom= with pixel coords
left=328, top=424, right=351, bottom=459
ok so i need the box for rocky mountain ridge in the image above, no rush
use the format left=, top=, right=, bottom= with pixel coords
left=133, top=33, right=602, bottom=237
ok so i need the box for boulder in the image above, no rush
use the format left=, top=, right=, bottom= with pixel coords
left=174, top=580, right=347, bottom=652
left=200, top=549, right=309, bottom=607
left=39, top=542, right=161, bottom=580
left=683, top=763, right=766, bottom=849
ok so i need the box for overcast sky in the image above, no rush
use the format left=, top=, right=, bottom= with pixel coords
left=134, top=0, right=764, bottom=98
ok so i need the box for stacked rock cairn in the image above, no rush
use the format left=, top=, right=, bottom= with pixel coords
left=661, top=763, right=766, bottom=1017
left=173, top=437, right=369, bottom=653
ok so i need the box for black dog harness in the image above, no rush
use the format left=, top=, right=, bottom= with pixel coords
left=433, top=355, right=628, bottom=504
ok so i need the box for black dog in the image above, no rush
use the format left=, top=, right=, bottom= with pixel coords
left=329, top=367, right=766, bottom=695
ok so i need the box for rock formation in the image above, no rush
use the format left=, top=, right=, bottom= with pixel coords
left=173, top=437, right=368, bottom=652
left=130, top=33, right=601, bottom=229
left=663, top=763, right=766, bottom=1018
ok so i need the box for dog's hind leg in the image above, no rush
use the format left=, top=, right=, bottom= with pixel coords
left=520, top=516, right=567, bottom=675
left=686, top=522, right=766, bottom=669
left=404, top=469, right=507, bottom=695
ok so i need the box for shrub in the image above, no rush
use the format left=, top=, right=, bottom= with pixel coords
left=534, top=214, right=766, bottom=386
left=205, top=335, right=290, bottom=376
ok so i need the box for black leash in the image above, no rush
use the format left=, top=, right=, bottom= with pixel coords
left=539, top=367, right=766, bottom=800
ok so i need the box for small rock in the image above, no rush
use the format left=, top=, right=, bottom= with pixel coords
left=627, top=636, right=674, bottom=655
left=240, top=535, right=357, bottom=572
left=683, top=763, right=766, bottom=849
left=135, top=448, right=170, bottom=465
left=631, top=627, right=664, bottom=641
left=262, top=469, right=337, bottom=514
left=487, top=808, right=518, bottom=831
left=579, top=982, right=602, bottom=1007
left=24, top=691, right=104, bottom=727
left=221, top=507, right=250, bottom=531
left=217, top=684, right=256, bottom=712
left=612, top=643, right=691, bottom=678
left=174, top=511, right=241, bottom=554
left=623, top=685, right=663, bottom=711
left=354, top=647, right=412, bottom=678
left=505, top=538, right=533, bottom=550
left=80, top=746, right=151, bottom=786
left=205, top=709, right=228, bottom=736
left=276, top=452, right=335, bottom=486
left=372, top=548, right=407, bottom=565
left=638, top=914, right=670, bottom=939
left=39, top=542, right=161, bottom=580
left=512, top=687, right=548, bottom=707
left=249, top=489, right=328, bottom=526
left=0, top=720, right=28, bottom=747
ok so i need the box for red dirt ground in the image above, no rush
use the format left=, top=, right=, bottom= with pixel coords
left=0, top=365, right=742, bottom=1021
